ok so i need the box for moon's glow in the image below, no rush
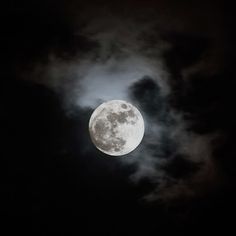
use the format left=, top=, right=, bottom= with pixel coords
left=89, top=100, right=145, bottom=156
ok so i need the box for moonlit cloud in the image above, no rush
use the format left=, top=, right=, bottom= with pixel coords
left=25, top=6, right=221, bottom=202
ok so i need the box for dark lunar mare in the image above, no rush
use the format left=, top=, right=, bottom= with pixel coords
left=91, top=108, right=138, bottom=153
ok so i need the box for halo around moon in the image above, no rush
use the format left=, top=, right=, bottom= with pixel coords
left=89, top=100, right=145, bottom=156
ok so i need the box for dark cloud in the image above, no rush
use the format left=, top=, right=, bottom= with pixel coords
left=2, top=0, right=236, bottom=234
left=7, top=0, right=223, bottom=203
left=129, top=76, right=165, bottom=117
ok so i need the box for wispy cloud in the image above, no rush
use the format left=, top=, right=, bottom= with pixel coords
left=24, top=8, right=221, bottom=203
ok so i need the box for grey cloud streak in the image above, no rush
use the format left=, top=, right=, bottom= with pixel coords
left=25, top=7, right=221, bottom=202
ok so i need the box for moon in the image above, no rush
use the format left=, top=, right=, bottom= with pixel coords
left=89, top=100, right=145, bottom=156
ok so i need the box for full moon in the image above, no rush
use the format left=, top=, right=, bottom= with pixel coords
left=89, top=100, right=145, bottom=156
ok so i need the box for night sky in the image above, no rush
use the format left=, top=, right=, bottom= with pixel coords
left=1, top=0, right=236, bottom=234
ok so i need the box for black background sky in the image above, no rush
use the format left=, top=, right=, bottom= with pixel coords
left=1, top=0, right=236, bottom=235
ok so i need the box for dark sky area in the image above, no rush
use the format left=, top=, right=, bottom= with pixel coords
left=1, top=0, right=236, bottom=234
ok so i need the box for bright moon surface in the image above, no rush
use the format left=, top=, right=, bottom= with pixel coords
left=89, top=100, right=145, bottom=156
